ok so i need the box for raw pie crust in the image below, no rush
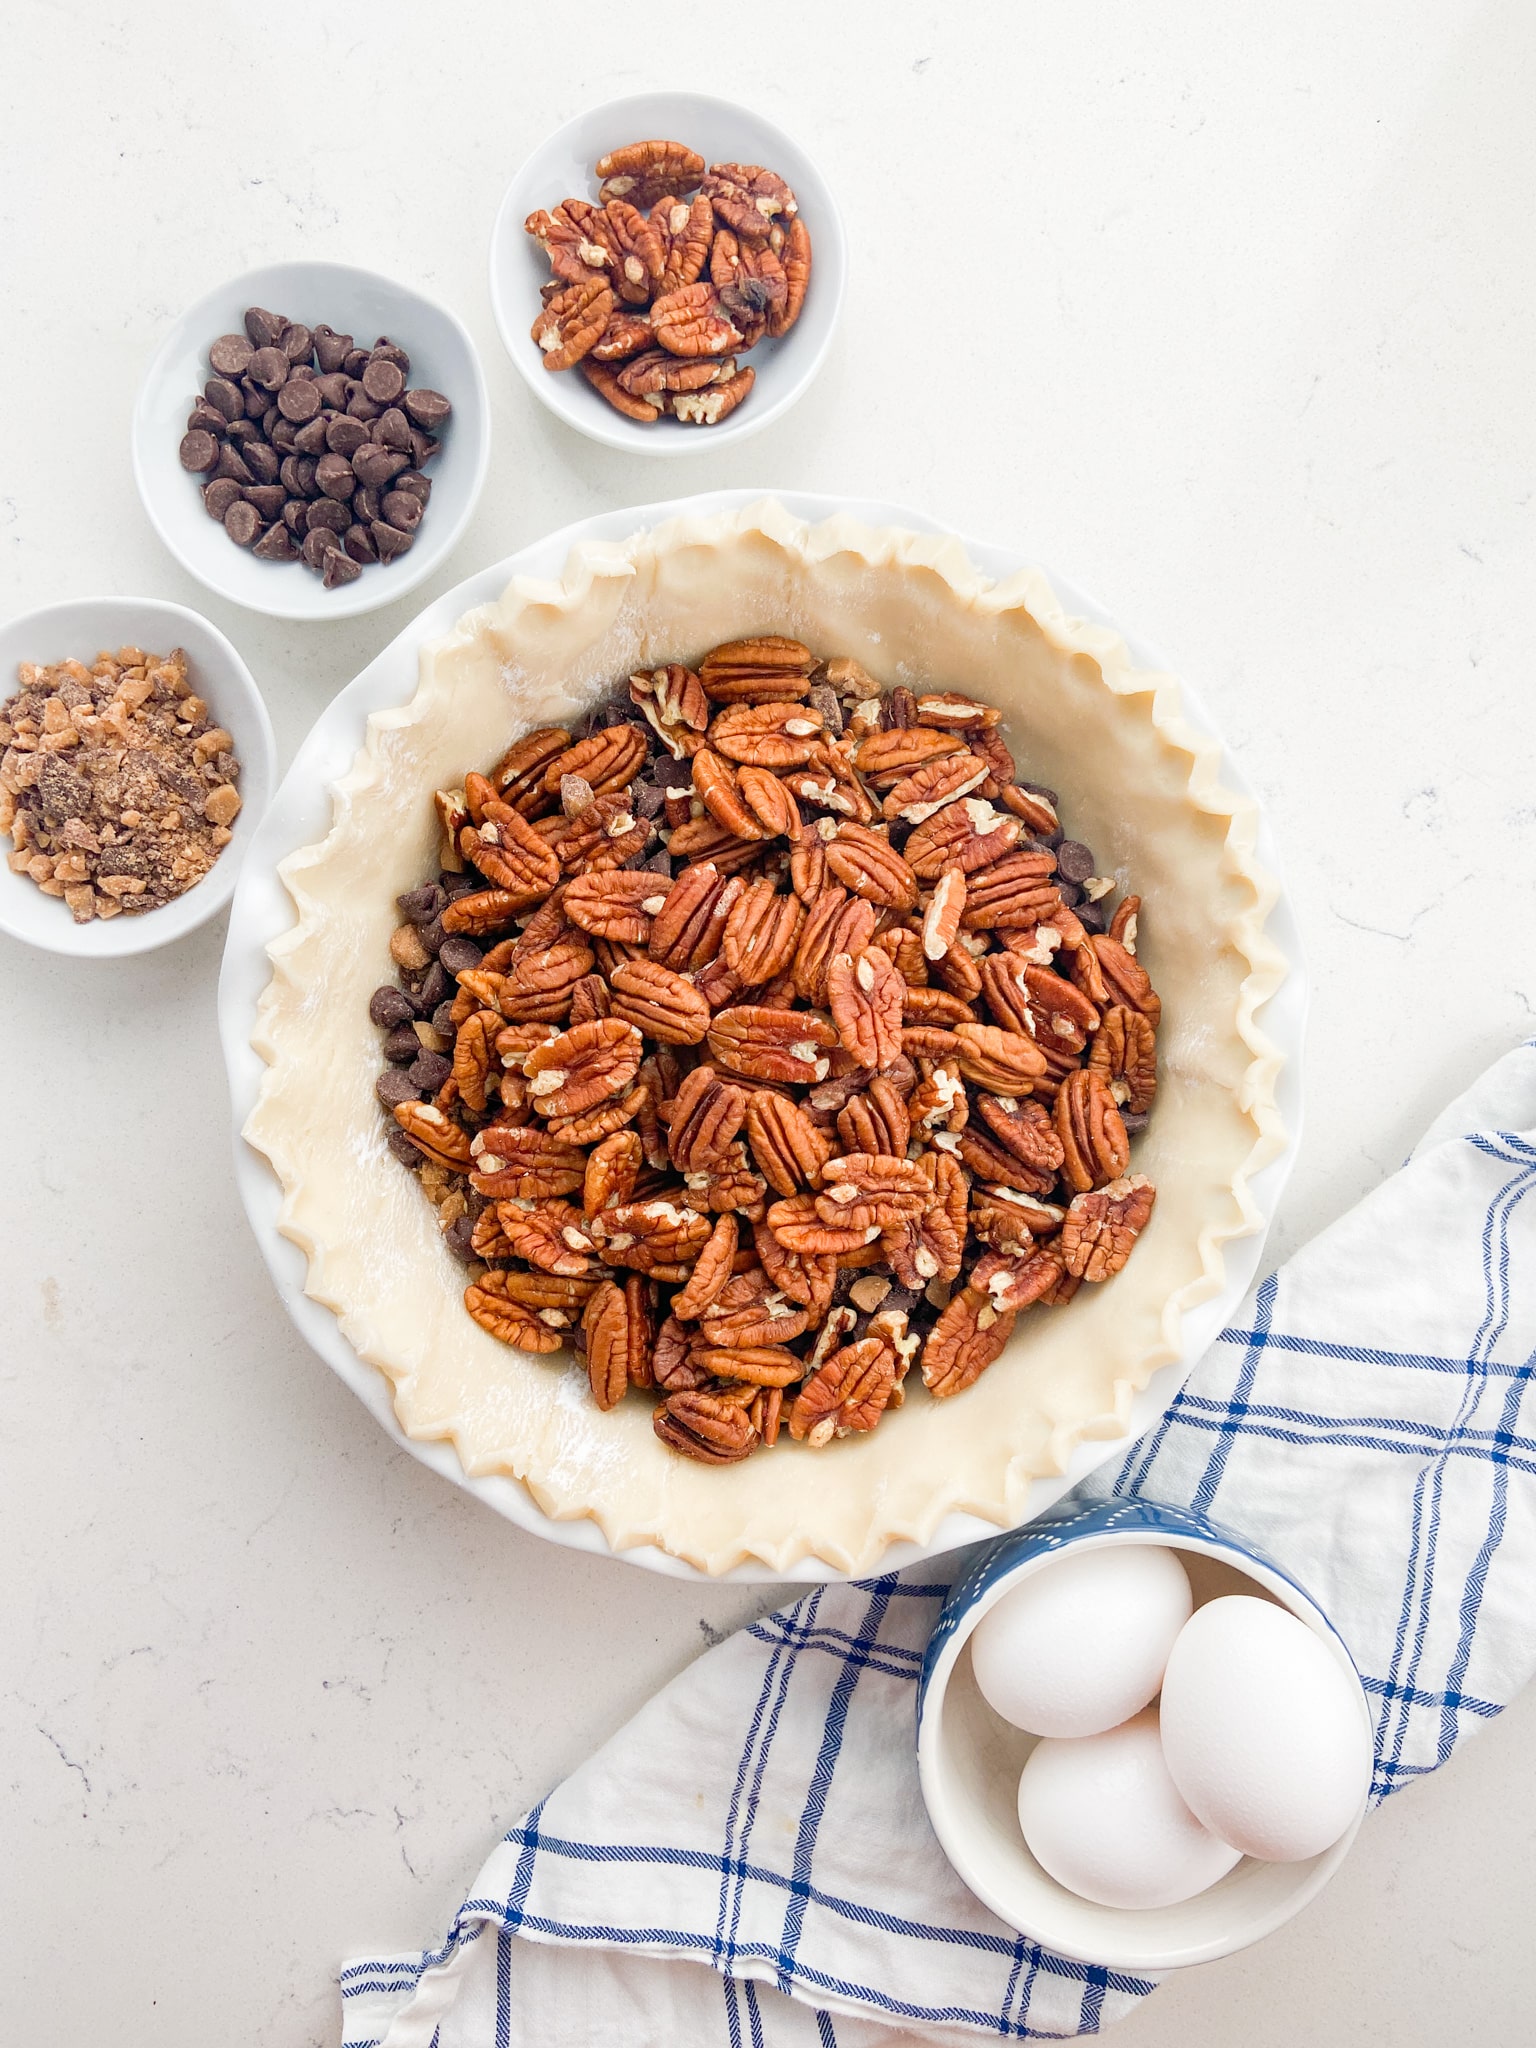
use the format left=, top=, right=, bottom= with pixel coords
left=245, top=500, right=1288, bottom=1575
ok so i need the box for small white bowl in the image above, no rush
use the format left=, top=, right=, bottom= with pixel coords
left=489, top=92, right=846, bottom=454
left=917, top=1501, right=1374, bottom=1971
left=133, top=260, right=490, bottom=621
left=0, top=596, right=275, bottom=957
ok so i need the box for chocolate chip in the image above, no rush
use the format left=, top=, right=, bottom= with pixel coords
left=322, top=547, right=362, bottom=589
left=252, top=522, right=298, bottom=562
left=243, top=438, right=281, bottom=482
left=386, top=1124, right=425, bottom=1165
left=361, top=357, right=405, bottom=404
left=179, top=429, right=219, bottom=473
left=443, top=1214, right=477, bottom=1264
left=1055, top=839, right=1096, bottom=885
left=203, top=477, right=242, bottom=520
left=214, top=444, right=253, bottom=486
left=370, top=985, right=416, bottom=1028
left=223, top=499, right=260, bottom=547
left=346, top=389, right=382, bottom=422
left=420, top=961, right=451, bottom=1010
left=187, top=398, right=227, bottom=435
left=371, top=338, right=411, bottom=374
left=376, top=406, right=413, bottom=453
left=437, top=935, right=482, bottom=976
left=377, top=1066, right=421, bottom=1109
left=305, top=496, right=351, bottom=534
left=642, top=849, right=672, bottom=877
left=397, top=882, right=447, bottom=924
left=1074, top=897, right=1108, bottom=935
left=208, top=333, right=255, bottom=377
left=313, top=324, right=353, bottom=373
left=344, top=523, right=379, bottom=564
left=382, top=1022, right=422, bottom=1062
left=282, top=498, right=308, bottom=537
left=244, top=305, right=285, bottom=349
left=403, top=387, right=452, bottom=429
left=269, top=418, right=300, bottom=453
left=301, top=526, right=340, bottom=569
left=314, top=372, right=351, bottom=409
left=432, top=999, right=461, bottom=1036
left=380, top=488, right=423, bottom=532
left=633, top=780, right=666, bottom=819
left=280, top=321, right=313, bottom=363
left=247, top=346, right=290, bottom=390
left=391, top=469, right=432, bottom=505
left=371, top=519, right=413, bottom=560
left=417, top=916, right=445, bottom=956
left=807, top=681, right=843, bottom=735
left=352, top=442, right=407, bottom=488
left=1121, top=1111, right=1150, bottom=1134
left=315, top=452, right=357, bottom=501
left=292, top=414, right=330, bottom=456
left=243, top=483, right=286, bottom=520
left=406, top=1050, right=452, bottom=1092
left=204, top=376, right=244, bottom=422
left=407, top=429, right=440, bottom=468
left=239, top=376, right=270, bottom=416
left=224, top=417, right=259, bottom=444
left=277, top=377, right=321, bottom=422
left=325, top=414, right=368, bottom=458
left=279, top=455, right=314, bottom=497
left=1054, top=881, right=1083, bottom=908
left=654, top=753, right=695, bottom=789
left=353, top=484, right=382, bottom=524
left=342, top=347, right=371, bottom=377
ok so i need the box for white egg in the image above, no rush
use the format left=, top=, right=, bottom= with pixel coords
left=970, top=1543, right=1193, bottom=1738
left=1017, top=1707, right=1242, bottom=1909
left=1159, top=1596, right=1373, bottom=1862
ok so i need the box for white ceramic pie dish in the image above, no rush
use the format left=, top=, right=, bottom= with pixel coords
left=489, top=92, right=846, bottom=453
left=218, top=490, right=1306, bottom=1584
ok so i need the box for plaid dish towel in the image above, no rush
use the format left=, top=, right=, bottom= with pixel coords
left=341, top=1041, right=1536, bottom=2046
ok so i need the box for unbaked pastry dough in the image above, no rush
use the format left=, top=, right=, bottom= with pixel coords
left=245, top=500, right=1288, bottom=1575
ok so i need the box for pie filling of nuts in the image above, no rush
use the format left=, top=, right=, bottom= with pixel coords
left=524, top=139, right=811, bottom=428
left=369, top=640, right=1161, bottom=1465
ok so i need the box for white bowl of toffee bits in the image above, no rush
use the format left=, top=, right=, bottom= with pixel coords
left=0, top=596, right=274, bottom=958
left=133, top=260, right=489, bottom=621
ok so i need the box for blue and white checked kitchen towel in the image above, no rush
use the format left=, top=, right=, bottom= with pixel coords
left=341, top=1041, right=1536, bottom=2047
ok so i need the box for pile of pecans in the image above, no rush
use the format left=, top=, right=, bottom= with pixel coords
left=369, top=639, right=1162, bottom=1465
left=1, top=647, right=242, bottom=922
left=524, top=140, right=811, bottom=428
left=179, top=307, right=451, bottom=589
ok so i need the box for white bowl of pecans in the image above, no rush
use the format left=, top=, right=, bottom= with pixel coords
left=490, top=92, right=846, bottom=453
left=0, top=596, right=275, bottom=957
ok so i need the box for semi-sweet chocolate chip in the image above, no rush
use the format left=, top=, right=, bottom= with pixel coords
left=180, top=429, right=219, bottom=472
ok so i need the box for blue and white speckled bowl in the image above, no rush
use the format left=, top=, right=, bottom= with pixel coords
left=916, top=1498, right=1373, bottom=1970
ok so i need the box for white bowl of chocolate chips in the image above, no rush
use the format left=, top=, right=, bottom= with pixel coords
left=132, top=260, right=490, bottom=622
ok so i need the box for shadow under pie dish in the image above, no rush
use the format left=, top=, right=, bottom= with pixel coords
left=242, top=501, right=1288, bottom=1576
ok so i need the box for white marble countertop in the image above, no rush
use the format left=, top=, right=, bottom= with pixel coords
left=4, top=4, right=1534, bottom=2041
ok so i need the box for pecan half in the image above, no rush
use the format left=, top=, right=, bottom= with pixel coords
left=921, top=1285, right=1017, bottom=1397
left=922, top=865, right=967, bottom=961
left=952, top=1021, right=1049, bottom=1094
left=744, top=1090, right=834, bottom=1197
left=768, top=215, right=811, bottom=336
left=707, top=1005, right=838, bottom=1086
left=461, top=800, right=562, bottom=900
left=464, top=1275, right=569, bottom=1353
left=970, top=1184, right=1064, bottom=1256
left=816, top=1152, right=931, bottom=1233
left=617, top=347, right=737, bottom=398
left=881, top=752, right=990, bottom=824
left=699, top=1267, right=812, bottom=1347
left=653, top=1388, right=760, bottom=1464
left=629, top=663, right=709, bottom=757
left=670, top=1213, right=739, bottom=1319
left=961, top=850, right=1063, bottom=932
left=653, top=191, right=715, bottom=292
left=498, top=1200, right=598, bottom=1275
left=765, top=1192, right=880, bottom=1257
left=667, top=1064, right=749, bottom=1172
left=648, top=863, right=737, bottom=970
left=650, top=282, right=742, bottom=358
left=393, top=1100, right=473, bottom=1170
left=589, top=308, right=657, bottom=362
left=1088, top=1004, right=1157, bottom=1113
left=788, top=1338, right=894, bottom=1444
left=905, top=796, right=1022, bottom=880
left=698, top=636, right=814, bottom=706
left=836, top=1076, right=911, bottom=1159
left=1085, top=934, right=1162, bottom=1027
left=490, top=727, right=572, bottom=810
left=582, top=1128, right=643, bottom=1215
left=593, top=1197, right=714, bottom=1274
left=668, top=366, right=755, bottom=425
left=701, top=162, right=798, bottom=241
left=524, top=200, right=609, bottom=287
left=1058, top=1176, right=1156, bottom=1280
left=531, top=278, right=614, bottom=370
left=970, top=1246, right=1072, bottom=1314
left=582, top=1275, right=656, bottom=1410
left=441, top=888, right=524, bottom=937
left=1054, top=1068, right=1131, bottom=1192
left=824, top=823, right=918, bottom=911
left=826, top=947, right=905, bottom=1070
left=586, top=200, right=665, bottom=305
left=542, top=725, right=648, bottom=798
left=581, top=359, right=660, bottom=423
left=451, top=1010, right=499, bottom=1115
left=525, top=1017, right=644, bottom=1121
left=565, top=869, right=673, bottom=944
left=736, top=765, right=799, bottom=838
left=608, top=958, right=712, bottom=1045
left=709, top=700, right=825, bottom=768
left=596, top=139, right=706, bottom=207
left=793, top=885, right=879, bottom=1007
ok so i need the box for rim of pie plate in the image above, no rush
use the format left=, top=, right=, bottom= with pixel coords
left=243, top=499, right=1289, bottom=1577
